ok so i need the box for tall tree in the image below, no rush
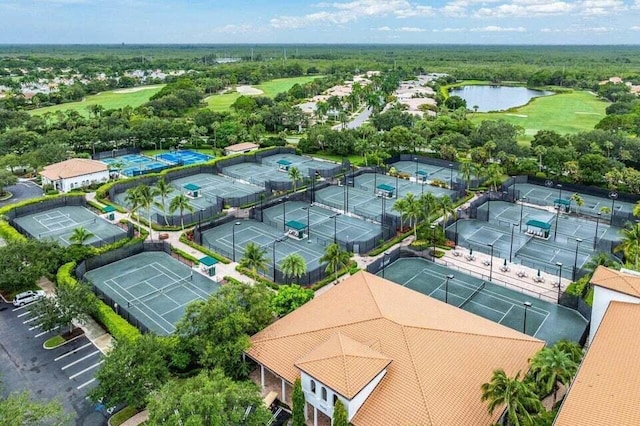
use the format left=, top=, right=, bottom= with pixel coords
left=136, top=184, right=159, bottom=239
left=240, top=242, right=268, bottom=275
left=288, top=166, right=303, bottom=192
left=481, top=369, right=542, bottom=426
left=404, top=193, right=422, bottom=238
left=392, top=198, right=409, bottom=231
left=615, top=222, right=640, bottom=269
left=528, top=346, right=578, bottom=403
left=439, top=195, right=455, bottom=232
left=168, top=193, right=195, bottom=231
left=124, top=186, right=144, bottom=234
left=32, top=281, right=96, bottom=335
left=0, top=383, right=71, bottom=426
left=292, top=377, right=306, bottom=426
left=485, top=163, right=504, bottom=192
left=146, top=369, right=271, bottom=426
left=0, top=169, right=17, bottom=197
left=320, top=243, right=351, bottom=282
left=333, top=400, right=349, bottom=426
left=280, top=253, right=307, bottom=284
left=271, top=284, right=314, bottom=317
left=459, top=161, right=474, bottom=189
left=154, top=179, right=174, bottom=226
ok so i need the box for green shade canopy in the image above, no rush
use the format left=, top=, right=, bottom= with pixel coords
left=102, top=205, right=116, bottom=213
left=184, top=183, right=201, bottom=191
left=416, top=170, right=428, bottom=176
left=286, top=220, right=307, bottom=231
left=199, top=256, right=219, bottom=267
left=376, top=183, right=395, bottom=192
left=276, top=159, right=292, bottom=166
left=526, top=219, right=551, bottom=230
left=554, top=198, right=571, bottom=206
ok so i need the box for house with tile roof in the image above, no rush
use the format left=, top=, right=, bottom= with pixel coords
left=245, top=271, right=544, bottom=426
left=588, top=266, right=640, bottom=343
left=39, top=158, right=109, bottom=193
left=224, top=142, right=259, bottom=156
left=554, top=301, right=640, bottom=425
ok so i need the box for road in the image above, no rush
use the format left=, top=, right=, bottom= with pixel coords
left=0, top=179, right=43, bottom=207
left=332, top=107, right=373, bottom=130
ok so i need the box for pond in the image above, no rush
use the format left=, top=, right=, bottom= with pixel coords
left=450, top=85, right=553, bottom=112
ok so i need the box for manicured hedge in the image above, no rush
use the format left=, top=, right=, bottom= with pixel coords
left=0, top=220, right=27, bottom=242
left=179, top=234, right=230, bottom=264
left=171, top=247, right=200, bottom=265
left=0, top=193, right=85, bottom=216
left=57, top=262, right=141, bottom=342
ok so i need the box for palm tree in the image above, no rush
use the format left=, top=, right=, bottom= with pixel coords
left=320, top=243, right=351, bottom=282
left=533, top=145, right=547, bottom=172
left=69, top=227, right=94, bottom=245
left=528, top=346, right=578, bottom=403
left=392, top=198, right=409, bottom=231
left=633, top=200, right=640, bottom=218
left=571, top=193, right=584, bottom=215
left=240, top=242, right=268, bottom=275
left=615, top=222, right=640, bottom=269
left=288, top=166, right=303, bottom=192
left=481, top=369, right=542, bottom=426
left=169, top=193, right=195, bottom=231
left=439, top=195, right=455, bottom=232
left=280, top=253, right=307, bottom=284
left=124, top=186, right=144, bottom=234
left=419, top=192, right=438, bottom=223
left=136, top=184, right=159, bottom=239
left=553, top=340, right=584, bottom=365
left=404, top=193, right=422, bottom=239
left=154, top=179, right=174, bottom=226
left=459, top=161, right=474, bottom=189
left=485, top=163, right=504, bottom=192
left=583, top=252, right=620, bottom=275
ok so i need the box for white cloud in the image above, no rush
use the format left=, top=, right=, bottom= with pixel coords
left=396, top=26, right=427, bottom=32
left=631, top=25, right=640, bottom=30
left=473, top=0, right=627, bottom=18
left=434, top=27, right=469, bottom=32
left=213, top=24, right=258, bottom=34
left=376, top=26, right=391, bottom=31
left=539, top=25, right=613, bottom=32
left=471, top=25, right=527, bottom=31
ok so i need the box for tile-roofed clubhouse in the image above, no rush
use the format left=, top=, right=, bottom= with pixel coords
left=246, top=271, right=544, bottom=426
left=40, top=158, right=107, bottom=180
left=555, top=301, right=640, bottom=426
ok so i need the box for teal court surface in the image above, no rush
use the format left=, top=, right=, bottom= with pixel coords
left=381, top=258, right=588, bottom=344
left=13, top=205, right=126, bottom=246
left=201, top=219, right=326, bottom=279
left=390, top=160, right=461, bottom=186
left=353, top=173, right=455, bottom=199
left=113, top=173, right=263, bottom=223
left=156, top=150, right=213, bottom=166
left=101, top=154, right=171, bottom=177
left=512, top=183, right=635, bottom=217
left=262, top=201, right=382, bottom=252
left=84, top=251, right=219, bottom=335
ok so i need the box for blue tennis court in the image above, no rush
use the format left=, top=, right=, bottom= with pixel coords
left=102, top=154, right=171, bottom=177
left=156, top=150, right=213, bottom=166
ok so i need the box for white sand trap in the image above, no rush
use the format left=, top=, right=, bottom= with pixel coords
left=236, top=85, right=264, bottom=96
left=113, top=85, right=163, bottom=94
left=505, top=113, right=528, bottom=118
left=574, top=112, right=601, bottom=115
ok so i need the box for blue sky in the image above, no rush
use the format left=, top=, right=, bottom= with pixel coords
left=1, top=0, right=639, bottom=44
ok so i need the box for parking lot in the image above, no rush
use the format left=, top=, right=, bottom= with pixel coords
left=0, top=300, right=108, bottom=425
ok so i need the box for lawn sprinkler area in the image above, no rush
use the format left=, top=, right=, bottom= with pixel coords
left=381, top=257, right=588, bottom=344
left=13, top=205, right=126, bottom=247
left=101, top=154, right=172, bottom=177
left=84, top=251, right=219, bottom=335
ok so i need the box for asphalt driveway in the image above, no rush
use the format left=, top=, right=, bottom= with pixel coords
left=0, top=179, right=43, bottom=207
left=0, top=301, right=107, bottom=425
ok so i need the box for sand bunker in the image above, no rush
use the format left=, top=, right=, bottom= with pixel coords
left=505, top=113, right=528, bottom=118
left=113, top=85, right=162, bottom=94
left=574, top=112, right=601, bottom=115
left=236, top=85, right=264, bottom=95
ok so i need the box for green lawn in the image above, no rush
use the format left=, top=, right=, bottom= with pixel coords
left=29, top=85, right=165, bottom=117
left=205, top=75, right=324, bottom=111
left=469, top=90, right=608, bottom=142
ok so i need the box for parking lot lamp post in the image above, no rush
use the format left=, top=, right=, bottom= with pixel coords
left=523, top=301, right=532, bottom=333
left=488, top=243, right=494, bottom=282
left=573, top=238, right=583, bottom=281
left=232, top=222, right=241, bottom=262
left=509, top=222, right=519, bottom=262
left=594, top=212, right=601, bottom=250
left=445, top=274, right=454, bottom=304
left=519, top=196, right=526, bottom=231
left=556, top=262, right=563, bottom=302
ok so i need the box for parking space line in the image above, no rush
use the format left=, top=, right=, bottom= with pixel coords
left=55, top=342, right=92, bottom=361
left=35, top=327, right=59, bottom=338
left=62, top=350, right=100, bottom=370
left=28, top=324, right=40, bottom=331
left=69, top=361, right=103, bottom=380
left=23, top=315, right=42, bottom=324
left=12, top=304, right=33, bottom=312
left=77, top=378, right=96, bottom=390
left=17, top=311, right=32, bottom=318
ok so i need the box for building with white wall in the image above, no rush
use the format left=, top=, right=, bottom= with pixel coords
left=39, top=158, right=109, bottom=193
left=224, top=142, right=259, bottom=156
left=588, top=266, right=640, bottom=343
left=245, top=271, right=544, bottom=426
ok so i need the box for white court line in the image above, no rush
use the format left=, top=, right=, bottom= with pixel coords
left=498, top=305, right=515, bottom=324
left=62, top=350, right=100, bottom=370
left=77, top=378, right=96, bottom=390
left=533, top=311, right=551, bottom=337
left=69, top=361, right=103, bottom=380
left=55, top=343, right=93, bottom=361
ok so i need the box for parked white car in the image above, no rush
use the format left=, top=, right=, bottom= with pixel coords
left=12, top=290, right=46, bottom=307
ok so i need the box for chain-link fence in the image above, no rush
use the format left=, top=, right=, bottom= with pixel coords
left=92, top=147, right=141, bottom=160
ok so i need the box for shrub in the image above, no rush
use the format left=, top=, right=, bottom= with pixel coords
left=179, top=233, right=230, bottom=264
left=0, top=220, right=27, bottom=242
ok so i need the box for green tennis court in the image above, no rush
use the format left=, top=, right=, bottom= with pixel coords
left=390, top=160, right=461, bottom=186
left=85, top=251, right=219, bottom=335
left=381, top=258, right=587, bottom=344
left=13, top=205, right=127, bottom=246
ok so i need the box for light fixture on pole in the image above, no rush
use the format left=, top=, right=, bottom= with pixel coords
left=272, top=237, right=285, bottom=281
left=609, top=191, right=618, bottom=222
left=282, top=196, right=289, bottom=231
left=488, top=243, right=495, bottom=281
left=445, top=274, right=454, bottom=304
left=449, top=163, right=454, bottom=189
left=554, top=204, right=560, bottom=241
left=302, top=206, right=311, bottom=240
left=594, top=212, right=601, bottom=250
left=382, top=251, right=390, bottom=278
left=232, top=221, right=242, bottom=262
left=509, top=222, right=519, bottom=262
left=523, top=301, right=532, bottom=334
left=556, top=262, right=563, bottom=303
left=519, top=196, right=526, bottom=231
left=573, top=238, right=583, bottom=281
left=430, top=224, right=437, bottom=262
left=330, top=213, right=341, bottom=243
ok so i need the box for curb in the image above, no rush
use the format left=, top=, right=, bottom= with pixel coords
left=43, top=332, right=84, bottom=350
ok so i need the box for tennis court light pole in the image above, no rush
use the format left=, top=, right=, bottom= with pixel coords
left=509, top=222, right=519, bottom=262
left=609, top=191, right=618, bottom=222
left=382, top=252, right=390, bottom=278
left=488, top=243, right=494, bottom=282
left=554, top=205, right=560, bottom=241
left=330, top=213, right=340, bottom=243
left=449, top=164, right=454, bottom=189
left=519, top=196, right=526, bottom=231
left=556, top=262, right=563, bottom=302
left=232, top=222, right=241, bottom=262
left=573, top=238, right=583, bottom=281
left=523, top=301, right=532, bottom=333
left=594, top=212, right=601, bottom=250
left=414, top=157, right=419, bottom=174
left=272, top=237, right=285, bottom=282
left=282, top=197, right=289, bottom=231
left=445, top=274, right=454, bottom=304
left=302, top=206, right=311, bottom=240
left=430, top=224, right=437, bottom=262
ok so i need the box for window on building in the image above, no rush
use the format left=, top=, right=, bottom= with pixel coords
left=310, top=380, right=316, bottom=393
left=321, top=387, right=327, bottom=401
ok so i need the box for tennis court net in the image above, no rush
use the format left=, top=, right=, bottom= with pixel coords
left=128, top=274, right=193, bottom=307
left=458, top=282, right=486, bottom=308
left=38, top=218, right=97, bottom=238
